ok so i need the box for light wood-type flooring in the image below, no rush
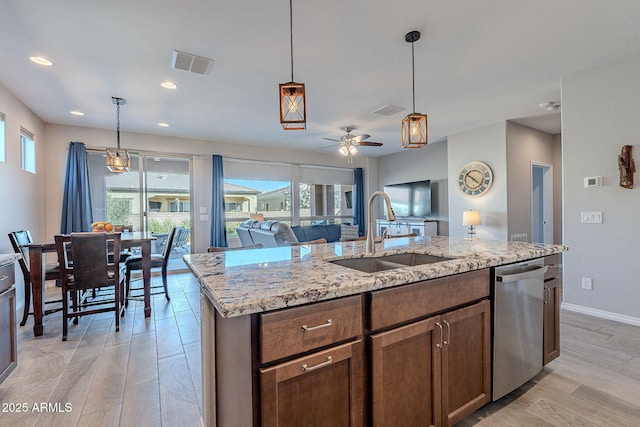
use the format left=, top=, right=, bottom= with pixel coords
left=1, top=274, right=639, bottom=426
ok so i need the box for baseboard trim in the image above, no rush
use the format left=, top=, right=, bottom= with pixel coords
left=561, top=302, right=640, bottom=327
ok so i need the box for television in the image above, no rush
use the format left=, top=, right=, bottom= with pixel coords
left=383, top=180, right=431, bottom=218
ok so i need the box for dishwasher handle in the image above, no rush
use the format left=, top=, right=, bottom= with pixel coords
left=496, top=265, right=548, bottom=283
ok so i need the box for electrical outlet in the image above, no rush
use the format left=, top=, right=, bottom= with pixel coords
left=581, top=277, right=593, bottom=290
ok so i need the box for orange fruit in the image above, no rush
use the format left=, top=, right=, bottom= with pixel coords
left=104, top=223, right=113, bottom=232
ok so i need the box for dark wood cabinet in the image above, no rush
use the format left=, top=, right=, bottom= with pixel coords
left=261, top=340, right=363, bottom=427
left=0, top=262, right=17, bottom=384
left=543, top=255, right=561, bottom=365
left=371, top=300, right=490, bottom=427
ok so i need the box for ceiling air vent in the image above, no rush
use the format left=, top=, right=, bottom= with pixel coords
left=171, top=50, right=214, bottom=75
left=373, top=104, right=405, bottom=116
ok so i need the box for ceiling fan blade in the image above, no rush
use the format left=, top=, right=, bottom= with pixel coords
left=358, top=141, right=383, bottom=147
left=322, top=137, right=340, bottom=142
left=353, top=133, right=371, bottom=143
left=318, top=143, right=340, bottom=149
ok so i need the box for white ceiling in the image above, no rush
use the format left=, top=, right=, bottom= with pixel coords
left=2, top=1, right=640, bottom=157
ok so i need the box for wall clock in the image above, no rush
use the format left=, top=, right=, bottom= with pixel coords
left=458, top=161, right=493, bottom=197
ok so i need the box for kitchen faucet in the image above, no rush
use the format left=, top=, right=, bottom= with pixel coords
left=366, top=191, right=396, bottom=254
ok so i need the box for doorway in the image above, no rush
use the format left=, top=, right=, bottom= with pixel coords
left=531, top=163, right=553, bottom=243
left=87, top=151, right=192, bottom=272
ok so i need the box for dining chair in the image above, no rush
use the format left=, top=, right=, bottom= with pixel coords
left=54, top=232, right=124, bottom=341
left=123, top=226, right=176, bottom=308
left=112, top=225, right=134, bottom=261
left=8, top=230, right=63, bottom=326
left=207, top=243, right=264, bottom=252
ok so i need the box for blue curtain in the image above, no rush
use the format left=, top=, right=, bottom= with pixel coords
left=61, top=142, right=93, bottom=233
left=211, top=154, right=228, bottom=247
left=353, top=168, right=365, bottom=236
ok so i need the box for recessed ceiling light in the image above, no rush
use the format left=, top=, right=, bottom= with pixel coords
left=70, top=110, right=84, bottom=116
left=161, top=82, right=177, bottom=89
left=30, top=56, right=53, bottom=66
left=158, top=122, right=170, bottom=127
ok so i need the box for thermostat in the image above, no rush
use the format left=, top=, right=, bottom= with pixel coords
left=584, top=176, right=602, bottom=187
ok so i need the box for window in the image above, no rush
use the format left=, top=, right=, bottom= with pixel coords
left=20, top=128, right=36, bottom=173
left=222, top=159, right=354, bottom=244
left=0, top=112, right=5, bottom=163
left=299, top=165, right=353, bottom=226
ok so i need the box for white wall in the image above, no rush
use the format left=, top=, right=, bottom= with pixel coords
left=447, top=122, right=509, bottom=240
left=0, top=84, right=46, bottom=309
left=562, top=53, right=640, bottom=321
left=505, top=121, right=558, bottom=242
left=377, top=141, right=449, bottom=235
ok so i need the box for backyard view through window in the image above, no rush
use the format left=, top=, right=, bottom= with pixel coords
left=223, top=166, right=354, bottom=246
left=88, top=151, right=191, bottom=272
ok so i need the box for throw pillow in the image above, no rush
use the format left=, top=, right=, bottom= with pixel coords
left=340, top=224, right=360, bottom=241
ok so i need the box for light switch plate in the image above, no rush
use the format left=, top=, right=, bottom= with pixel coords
left=581, top=277, right=593, bottom=290
left=581, top=211, right=603, bottom=223
left=199, top=207, right=207, bottom=214
left=199, top=214, right=209, bottom=222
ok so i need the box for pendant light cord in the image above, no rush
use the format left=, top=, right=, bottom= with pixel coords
left=289, top=0, right=294, bottom=82
left=116, top=101, right=121, bottom=150
left=411, top=40, right=416, bottom=113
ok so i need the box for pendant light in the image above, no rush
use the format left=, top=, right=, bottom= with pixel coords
left=105, top=97, right=131, bottom=172
left=401, top=31, right=428, bottom=148
left=279, top=0, right=306, bottom=130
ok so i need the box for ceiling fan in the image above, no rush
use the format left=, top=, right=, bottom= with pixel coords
left=322, top=127, right=383, bottom=162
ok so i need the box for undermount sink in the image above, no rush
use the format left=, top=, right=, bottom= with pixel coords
left=329, top=253, right=452, bottom=273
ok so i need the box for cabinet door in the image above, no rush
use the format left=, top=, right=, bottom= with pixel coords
left=260, top=340, right=363, bottom=427
left=370, top=316, right=442, bottom=427
left=0, top=287, right=17, bottom=384
left=441, top=300, right=491, bottom=426
left=544, top=278, right=560, bottom=364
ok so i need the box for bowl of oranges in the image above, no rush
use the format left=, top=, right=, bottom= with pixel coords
left=91, top=222, right=114, bottom=232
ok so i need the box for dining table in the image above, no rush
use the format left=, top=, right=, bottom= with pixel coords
left=27, top=231, right=156, bottom=337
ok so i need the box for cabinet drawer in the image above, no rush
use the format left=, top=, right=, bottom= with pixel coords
left=260, top=295, right=362, bottom=364
left=0, top=264, right=15, bottom=294
left=370, top=269, right=489, bottom=331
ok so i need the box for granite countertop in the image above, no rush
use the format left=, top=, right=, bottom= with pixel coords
left=184, top=236, right=567, bottom=318
left=0, top=253, right=21, bottom=266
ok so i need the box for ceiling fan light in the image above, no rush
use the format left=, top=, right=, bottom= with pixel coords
left=279, top=82, right=306, bottom=130
left=349, top=145, right=358, bottom=155
left=402, top=113, right=428, bottom=148
left=339, top=145, right=349, bottom=156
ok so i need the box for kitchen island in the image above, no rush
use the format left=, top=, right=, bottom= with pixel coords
left=185, top=236, right=567, bottom=427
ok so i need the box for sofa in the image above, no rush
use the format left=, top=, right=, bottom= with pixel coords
left=236, top=220, right=349, bottom=248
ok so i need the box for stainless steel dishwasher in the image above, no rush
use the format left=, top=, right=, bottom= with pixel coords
left=492, top=258, right=548, bottom=401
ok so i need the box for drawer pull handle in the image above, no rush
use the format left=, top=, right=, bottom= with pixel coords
left=302, top=356, right=332, bottom=372
left=0, top=275, right=8, bottom=281
left=301, top=319, right=332, bottom=332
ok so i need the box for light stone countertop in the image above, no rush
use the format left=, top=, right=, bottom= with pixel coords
left=0, top=253, right=21, bottom=266
left=184, top=236, right=567, bottom=318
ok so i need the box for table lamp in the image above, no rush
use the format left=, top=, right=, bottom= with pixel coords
left=463, top=209, right=481, bottom=239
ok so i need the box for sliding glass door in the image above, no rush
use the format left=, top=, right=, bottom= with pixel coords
left=87, top=151, right=191, bottom=272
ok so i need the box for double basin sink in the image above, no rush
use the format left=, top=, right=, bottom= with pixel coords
left=329, top=253, right=452, bottom=273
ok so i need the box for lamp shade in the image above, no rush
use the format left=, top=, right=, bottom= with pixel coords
left=462, top=210, right=481, bottom=226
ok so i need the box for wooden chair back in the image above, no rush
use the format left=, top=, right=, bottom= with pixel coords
left=8, top=230, right=33, bottom=279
